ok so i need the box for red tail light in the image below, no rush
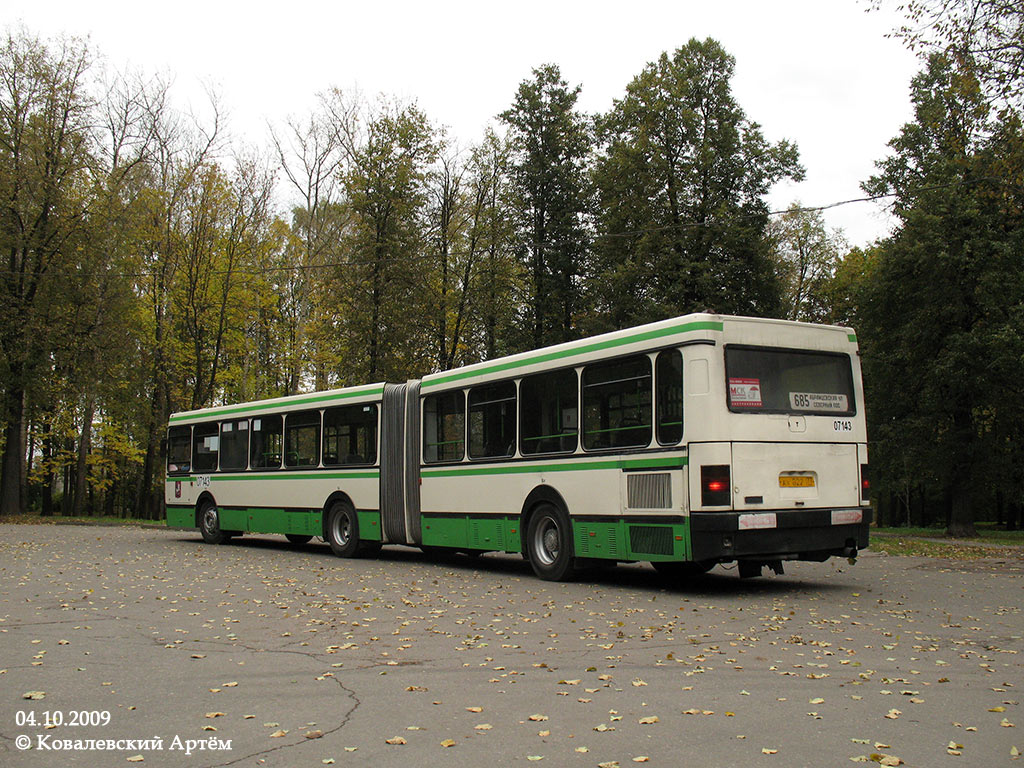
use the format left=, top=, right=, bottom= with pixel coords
left=860, top=464, right=870, bottom=502
left=701, top=465, right=731, bottom=507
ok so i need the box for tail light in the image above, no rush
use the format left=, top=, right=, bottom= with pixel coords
left=860, top=464, right=870, bottom=502
left=701, top=465, right=731, bottom=506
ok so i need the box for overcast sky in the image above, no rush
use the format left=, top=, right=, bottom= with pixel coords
left=12, top=0, right=920, bottom=247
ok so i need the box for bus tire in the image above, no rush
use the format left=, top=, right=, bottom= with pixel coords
left=285, top=534, right=313, bottom=545
left=526, top=502, right=576, bottom=581
left=326, top=501, right=361, bottom=558
left=199, top=499, right=228, bottom=545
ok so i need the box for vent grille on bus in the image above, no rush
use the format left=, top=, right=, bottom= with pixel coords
left=626, top=473, right=672, bottom=509
left=629, top=525, right=674, bottom=556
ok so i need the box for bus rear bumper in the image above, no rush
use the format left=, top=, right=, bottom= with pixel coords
left=690, top=507, right=872, bottom=563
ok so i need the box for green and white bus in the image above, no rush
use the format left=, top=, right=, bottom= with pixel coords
left=165, top=313, right=871, bottom=580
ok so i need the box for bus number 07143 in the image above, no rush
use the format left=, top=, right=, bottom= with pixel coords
left=833, top=420, right=853, bottom=432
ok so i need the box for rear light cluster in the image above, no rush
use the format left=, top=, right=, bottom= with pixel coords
left=701, top=465, right=731, bottom=506
left=860, top=463, right=870, bottom=502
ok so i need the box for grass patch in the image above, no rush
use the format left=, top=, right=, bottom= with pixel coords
left=0, top=512, right=161, bottom=526
left=869, top=535, right=1023, bottom=559
left=874, top=524, right=1024, bottom=547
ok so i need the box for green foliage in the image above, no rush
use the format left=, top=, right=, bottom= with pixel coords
left=859, top=53, right=1024, bottom=536
left=769, top=205, right=847, bottom=322
left=592, top=39, right=804, bottom=330
left=501, top=64, right=593, bottom=348
left=0, top=28, right=814, bottom=519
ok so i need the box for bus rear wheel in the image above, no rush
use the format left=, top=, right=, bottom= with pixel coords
left=199, top=500, right=228, bottom=545
left=527, top=503, right=576, bottom=581
left=326, top=501, right=362, bottom=558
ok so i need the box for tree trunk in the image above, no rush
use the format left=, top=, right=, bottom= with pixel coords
left=0, top=386, right=26, bottom=516
left=72, top=397, right=95, bottom=517
left=946, top=481, right=977, bottom=537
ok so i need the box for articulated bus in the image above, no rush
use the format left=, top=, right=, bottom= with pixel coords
left=165, top=313, right=871, bottom=581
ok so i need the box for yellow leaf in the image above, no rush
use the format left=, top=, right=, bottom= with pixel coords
left=269, top=730, right=287, bottom=738
left=440, top=739, right=456, bottom=747
left=762, top=747, right=778, bottom=754
left=126, top=757, right=144, bottom=763
left=990, top=707, right=1007, bottom=712
left=385, top=736, right=407, bottom=745
left=205, top=712, right=225, bottom=718
left=528, top=714, right=549, bottom=722
left=638, top=716, right=659, bottom=725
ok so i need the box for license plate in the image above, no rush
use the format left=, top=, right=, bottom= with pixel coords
left=779, top=475, right=815, bottom=488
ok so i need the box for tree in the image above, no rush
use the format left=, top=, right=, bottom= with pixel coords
left=860, top=53, right=1024, bottom=536
left=0, top=30, right=96, bottom=517
left=880, top=0, right=1024, bottom=109
left=769, top=204, right=848, bottom=322
left=333, top=96, right=439, bottom=382
left=271, top=98, right=351, bottom=392
left=501, top=64, right=593, bottom=348
left=592, top=39, right=803, bottom=330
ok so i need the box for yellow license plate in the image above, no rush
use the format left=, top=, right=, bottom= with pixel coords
left=779, top=475, right=815, bottom=488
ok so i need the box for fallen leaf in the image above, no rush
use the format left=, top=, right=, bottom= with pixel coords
left=385, top=736, right=407, bottom=745
left=475, top=723, right=493, bottom=731
left=126, top=757, right=144, bottom=763
left=205, top=712, right=225, bottom=719
left=638, top=716, right=659, bottom=725
left=22, top=691, right=45, bottom=700
left=440, top=739, right=456, bottom=747
left=269, top=730, right=287, bottom=738
left=528, top=714, right=549, bottom=722
left=762, top=747, right=778, bottom=754
left=305, top=730, right=324, bottom=739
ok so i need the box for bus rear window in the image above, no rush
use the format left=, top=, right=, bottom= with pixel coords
left=725, top=346, right=855, bottom=415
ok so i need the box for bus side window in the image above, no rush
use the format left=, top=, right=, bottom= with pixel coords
left=250, top=415, right=283, bottom=470
left=284, top=410, right=321, bottom=468
left=323, top=403, right=378, bottom=466
left=192, top=422, right=219, bottom=472
left=468, top=380, right=516, bottom=460
left=167, top=425, right=192, bottom=474
left=423, top=391, right=466, bottom=463
left=581, top=355, right=652, bottom=451
left=656, top=349, right=683, bottom=444
left=219, top=419, right=249, bottom=471
left=521, top=369, right=578, bottom=455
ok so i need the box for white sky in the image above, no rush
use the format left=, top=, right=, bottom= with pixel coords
left=12, top=0, right=920, bottom=247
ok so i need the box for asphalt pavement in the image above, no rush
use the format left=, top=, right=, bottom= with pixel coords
left=1, top=523, right=1021, bottom=767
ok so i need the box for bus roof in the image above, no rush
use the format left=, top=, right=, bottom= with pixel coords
left=167, top=382, right=386, bottom=426
left=421, top=313, right=856, bottom=391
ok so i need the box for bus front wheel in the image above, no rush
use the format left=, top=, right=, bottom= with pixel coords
left=199, top=500, right=228, bottom=545
left=527, top=503, right=576, bottom=582
left=326, top=502, right=361, bottom=558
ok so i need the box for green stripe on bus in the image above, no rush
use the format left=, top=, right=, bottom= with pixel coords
left=168, top=385, right=386, bottom=424
left=421, top=455, right=686, bottom=478
left=210, top=471, right=380, bottom=481
left=422, top=320, right=723, bottom=389
left=165, top=471, right=379, bottom=482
